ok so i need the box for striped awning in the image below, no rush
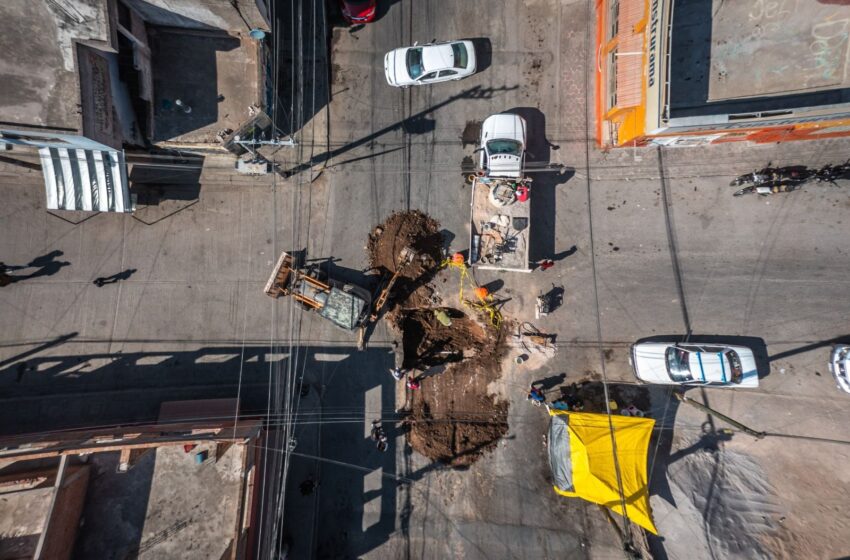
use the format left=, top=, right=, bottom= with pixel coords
left=38, top=147, right=132, bottom=213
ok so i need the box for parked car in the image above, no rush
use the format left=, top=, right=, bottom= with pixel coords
left=829, top=344, right=850, bottom=393
left=384, top=40, right=476, bottom=87
left=477, top=113, right=527, bottom=178
left=339, top=0, right=376, bottom=24
left=629, top=342, right=759, bottom=387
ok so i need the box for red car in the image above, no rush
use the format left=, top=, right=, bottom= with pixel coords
left=340, top=0, right=376, bottom=24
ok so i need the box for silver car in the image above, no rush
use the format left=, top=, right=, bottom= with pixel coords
left=830, top=344, right=850, bottom=393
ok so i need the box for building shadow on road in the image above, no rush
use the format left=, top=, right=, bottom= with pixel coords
left=0, top=342, right=405, bottom=558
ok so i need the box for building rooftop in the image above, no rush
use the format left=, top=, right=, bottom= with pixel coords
left=0, top=0, right=110, bottom=133
left=668, top=0, right=850, bottom=119
left=0, top=405, right=262, bottom=560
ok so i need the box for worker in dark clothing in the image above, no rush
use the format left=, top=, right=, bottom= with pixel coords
left=527, top=386, right=546, bottom=405
left=370, top=420, right=388, bottom=452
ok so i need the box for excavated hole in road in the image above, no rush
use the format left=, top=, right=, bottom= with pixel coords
left=366, top=210, right=510, bottom=466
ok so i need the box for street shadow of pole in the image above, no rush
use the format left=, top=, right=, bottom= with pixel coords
left=767, top=335, right=850, bottom=362
left=280, top=85, right=518, bottom=178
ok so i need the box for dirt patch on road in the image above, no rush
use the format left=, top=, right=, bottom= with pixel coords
left=404, top=320, right=509, bottom=467
left=367, top=211, right=510, bottom=466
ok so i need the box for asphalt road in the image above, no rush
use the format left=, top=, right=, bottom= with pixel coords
left=2, top=0, right=850, bottom=558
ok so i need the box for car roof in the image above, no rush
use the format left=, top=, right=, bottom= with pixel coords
left=421, top=44, right=456, bottom=73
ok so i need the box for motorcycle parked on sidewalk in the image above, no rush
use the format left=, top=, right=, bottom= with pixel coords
left=813, top=161, right=850, bottom=185
left=733, top=183, right=804, bottom=197
left=730, top=164, right=814, bottom=187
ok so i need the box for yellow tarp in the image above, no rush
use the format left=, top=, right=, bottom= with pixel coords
left=549, top=410, right=658, bottom=534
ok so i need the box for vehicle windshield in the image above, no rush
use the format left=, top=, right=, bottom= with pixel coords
left=452, top=43, right=468, bottom=69
left=665, top=347, right=694, bottom=382
left=726, top=350, right=743, bottom=383
left=486, top=139, right=522, bottom=155
left=406, top=48, right=424, bottom=79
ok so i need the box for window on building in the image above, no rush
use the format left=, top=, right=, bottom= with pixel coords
left=609, top=0, right=619, bottom=40
left=607, top=49, right=618, bottom=110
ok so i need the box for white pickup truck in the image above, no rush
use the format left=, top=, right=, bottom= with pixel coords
left=468, top=113, right=532, bottom=272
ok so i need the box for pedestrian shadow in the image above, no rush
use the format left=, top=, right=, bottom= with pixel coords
left=1, top=251, right=70, bottom=286
left=93, top=269, right=137, bottom=287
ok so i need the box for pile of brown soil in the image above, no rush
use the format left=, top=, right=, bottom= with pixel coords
left=367, top=210, right=443, bottom=280
left=367, top=210, right=444, bottom=318
left=404, top=318, right=509, bottom=467
left=366, top=210, right=510, bottom=467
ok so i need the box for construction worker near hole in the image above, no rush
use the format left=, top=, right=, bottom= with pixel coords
left=451, top=253, right=465, bottom=266
left=475, top=286, right=490, bottom=301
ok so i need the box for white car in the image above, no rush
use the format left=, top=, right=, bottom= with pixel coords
left=478, top=113, right=527, bottom=178
left=629, top=342, right=759, bottom=388
left=384, top=40, right=476, bottom=87
left=830, top=344, right=850, bottom=393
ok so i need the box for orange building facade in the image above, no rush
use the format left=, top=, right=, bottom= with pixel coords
left=595, top=0, right=850, bottom=148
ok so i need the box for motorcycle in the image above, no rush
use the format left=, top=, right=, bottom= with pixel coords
left=730, top=165, right=813, bottom=187
left=733, top=183, right=803, bottom=197
left=813, top=161, right=850, bottom=185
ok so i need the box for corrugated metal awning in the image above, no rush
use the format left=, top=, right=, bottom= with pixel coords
left=38, top=147, right=132, bottom=213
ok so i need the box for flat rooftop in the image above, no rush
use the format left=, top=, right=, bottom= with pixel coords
left=0, top=0, right=108, bottom=132
left=74, top=444, right=245, bottom=559
left=668, top=0, right=850, bottom=118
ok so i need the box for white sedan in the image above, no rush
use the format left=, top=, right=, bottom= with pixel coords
left=629, top=342, right=759, bottom=388
left=478, top=113, right=527, bottom=178
left=830, top=344, right=850, bottom=393
left=384, top=41, right=477, bottom=87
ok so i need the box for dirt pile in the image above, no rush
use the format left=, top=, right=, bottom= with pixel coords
left=366, top=211, right=510, bottom=466
left=404, top=316, right=508, bottom=466
left=367, top=210, right=444, bottom=314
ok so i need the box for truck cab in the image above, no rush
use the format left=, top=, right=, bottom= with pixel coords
left=478, top=113, right=527, bottom=178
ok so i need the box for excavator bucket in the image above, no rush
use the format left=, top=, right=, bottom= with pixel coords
left=264, top=252, right=294, bottom=298
left=398, top=246, right=416, bottom=265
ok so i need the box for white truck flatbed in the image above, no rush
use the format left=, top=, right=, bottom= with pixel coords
left=469, top=177, right=531, bottom=272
